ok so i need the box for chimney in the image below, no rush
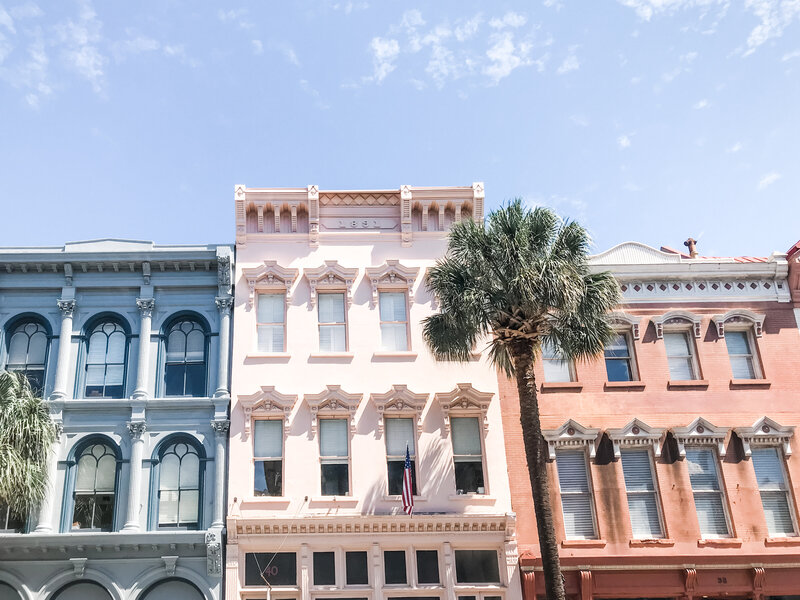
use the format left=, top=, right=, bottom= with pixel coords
left=684, top=237, right=698, bottom=258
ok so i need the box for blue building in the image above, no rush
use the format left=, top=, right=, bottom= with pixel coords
left=0, top=239, right=232, bottom=600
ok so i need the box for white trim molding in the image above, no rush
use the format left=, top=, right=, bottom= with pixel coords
left=651, top=310, right=702, bottom=339
left=671, top=417, right=729, bottom=459
left=435, top=383, right=493, bottom=435
left=304, top=385, right=363, bottom=436
left=734, top=417, right=795, bottom=459
left=304, top=261, right=359, bottom=308
left=241, top=260, right=299, bottom=309
left=606, top=418, right=665, bottom=460
left=238, top=386, right=297, bottom=439
left=711, top=309, right=766, bottom=338
left=609, top=311, right=642, bottom=340
left=365, top=260, right=420, bottom=306
left=542, top=419, right=601, bottom=461
left=369, top=384, right=429, bottom=436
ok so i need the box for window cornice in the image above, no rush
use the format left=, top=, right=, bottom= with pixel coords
left=606, top=418, right=665, bottom=459
left=734, top=416, right=794, bottom=458
left=671, top=417, right=728, bottom=459
left=241, top=261, right=299, bottom=308
left=369, top=384, right=429, bottom=436
left=238, top=386, right=297, bottom=439
left=651, top=310, right=702, bottom=339
left=608, top=311, right=642, bottom=339
left=365, top=260, right=420, bottom=306
left=304, top=385, right=362, bottom=436
left=542, top=419, right=601, bottom=461
left=303, top=261, right=359, bottom=308
left=711, top=309, right=765, bottom=338
left=434, top=383, right=493, bottom=435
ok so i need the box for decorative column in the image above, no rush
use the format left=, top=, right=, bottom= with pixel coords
left=50, top=299, right=76, bottom=400
left=214, top=296, right=233, bottom=398
left=211, top=419, right=230, bottom=528
left=133, top=298, right=155, bottom=400
left=34, top=423, right=63, bottom=533
left=122, top=421, right=147, bottom=531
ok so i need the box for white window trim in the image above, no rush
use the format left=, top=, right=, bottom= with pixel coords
left=376, top=290, right=412, bottom=352
left=304, top=385, right=362, bottom=437
left=365, top=260, right=420, bottom=307
left=606, top=418, right=665, bottom=460
left=554, top=447, right=600, bottom=540
left=711, top=309, right=765, bottom=338
left=684, top=444, right=733, bottom=539
left=721, top=324, right=764, bottom=379
left=619, top=446, right=666, bottom=539
left=652, top=310, right=702, bottom=339
left=734, top=417, right=795, bottom=459
left=238, top=386, right=297, bottom=440
left=662, top=328, right=702, bottom=381
left=370, top=384, right=429, bottom=437
left=242, top=260, right=299, bottom=309
left=542, top=419, right=601, bottom=461
left=252, top=418, right=285, bottom=499
left=672, top=417, right=729, bottom=459
left=605, top=319, right=640, bottom=382
left=303, top=261, right=359, bottom=308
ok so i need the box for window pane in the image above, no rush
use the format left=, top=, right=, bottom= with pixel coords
left=621, top=450, right=655, bottom=492
left=752, top=448, right=787, bottom=490
left=387, top=459, right=417, bottom=496
left=320, top=324, right=346, bottom=352
left=686, top=448, right=720, bottom=491
left=605, top=358, right=632, bottom=382
left=321, top=463, right=349, bottom=495
left=694, top=493, right=729, bottom=537
left=379, top=292, right=407, bottom=322
left=384, top=551, right=407, bottom=585
left=7, top=332, right=28, bottom=365
left=93, top=494, right=114, bottom=530
left=604, top=334, right=630, bottom=358
left=166, top=330, right=186, bottom=362
left=254, top=420, right=283, bottom=457
left=627, top=493, right=663, bottom=538
left=159, top=490, right=179, bottom=524
left=180, top=451, right=200, bottom=488
left=160, top=454, right=180, bottom=490
left=416, top=550, right=439, bottom=584
left=95, top=454, right=117, bottom=492
left=244, top=552, right=296, bottom=586
left=454, top=461, right=484, bottom=494
left=556, top=450, right=596, bottom=539
left=184, top=363, right=206, bottom=397
left=543, top=358, right=573, bottom=383
left=346, top=551, right=369, bottom=585
left=318, top=293, right=345, bottom=323
left=621, top=449, right=663, bottom=538
left=454, top=550, right=500, bottom=584
left=257, top=294, right=284, bottom=324
left=164, top=364, right=184, bottom=396
left=75, top=455, right=97, bottom=491
left=320, top=419, right=348, bottom=457
left=72, top=495, right=95, bottom=529
left=668, top=357, right=695, bottom=381
left=254, top=460, right=282, bottom=496
left=730, top=356, right=755, bottom=379
left=761, top=491, right=796, bottom=536
left=185, top=330, right=205, bottom=362
left=257, top=324, right=284, bottom=353
left=664, top=332, right=690, bottom=356
left=314, top=552, right=336, bottom=586
left=386, top=418, right=415, bottom=455
left=380, top=323, right=408, bottom=351
left=87, top=332, right=107, bottom=364
left=451, top=417, right=481, bottom=455
left=106, top=331, right=126, bottom=364
left=27, top=330, right=47, bottom=364
left=725, top=331, right=751, bottom=355
left=561, top=495, right=597, bottom=539
left=556, top=450, right=590, bottom=493
left=105, top=364, right=124, bottom=386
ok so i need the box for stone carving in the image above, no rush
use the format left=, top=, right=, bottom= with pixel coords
left=211, top=420, right=231, bottom=436
left=136, top=298, right=155, bottom=318
left=217, top=255, right=231, bottom=289
left=70, top=557, right=87, bottom=577
left=435, top=383, right=493, bottom=435
left=206, top=531, right=222, bottom=577
left=162, top=556, right=178, bottom=576
left=64, top=263, right=74, bottom=286
left=127, top=421, right=147, bottom=439
left=57, top=298, right=76, bottom=318
left=215, top=296, right=233, bottom=314
left=142, top=261, right=151, bottom=285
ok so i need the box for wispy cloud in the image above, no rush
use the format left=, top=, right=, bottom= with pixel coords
left=757, top=171, right=781, bottom=189
left=55, top=0, right=106, bottom=94
left=618, top=134, right=632, bottom=148
left=744, top=0, right=800, bottom=55
left=781, top=48, right=800, bottom=60
left=483, top=31, right=532, bottom=84
left=693, top=98, right=710, bottom=109
left=0, top=6, right=15, bottom=33
left=299, top=78, right=329, bottom=109
left=251, top=40, right=263, bottom=55
left=570, top=114, right=589, bottom=126
left=217, top=8, right=253, bottom=29
left=488, top=11, right=527, bottom=29
left=279, top=44, right=300, bottom=66
left=726, top=141, right=743, bottom=153
left=331, top=1, right=369, bottom=14
left=557, top=47, right=579, bottom=74
left=368, top=36, right=399, bottom=82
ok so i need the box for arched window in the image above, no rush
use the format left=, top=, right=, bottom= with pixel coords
left=5, top=318, right=49, bottom=393
left=51, top=581, right=112, bottom=600
left=141, top=579, right=204, bottom=600
left=71, top=441, right=118, bottom=531
left=164, top=318, right=207, bottom=397
left=155, top=438, right=203, bottom=530
left=0, top=581, right=22, bottom=600
left=84, top=320, right=128, bottom=398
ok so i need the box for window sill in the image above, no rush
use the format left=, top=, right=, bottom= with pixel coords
left=765, top=536, right=800, bottom=546
left=668, top=379, right=709, bottom=389
left=382, top=495, right=428, bottom=502
left=729, top=378, right=771, bottom=389
left=604, top=381, right=646, bottom=391
left=697, top=537, right=742, bottom=548
left=245, top=353, right=291, bottom=362
left=561, top=539, right=606, bottom=548
left=447, top=494, right=496, bottom=503
left=629, top=538, right=675, bottom=547
left=308, top=352, right=354, bottom=361
left=541, top=381, right=583, bottom=392
left=308, top=496, right=360, bottom=507
left=242, top=496, right=292, bottom=506
left=371, top=351, right=418, bottom=361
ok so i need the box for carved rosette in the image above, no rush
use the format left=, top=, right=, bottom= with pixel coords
left=136, top=298, right=155, bottom=318
left=127, top=421, right=147, bottom=440
left=57, top=298, right=77, bottom=318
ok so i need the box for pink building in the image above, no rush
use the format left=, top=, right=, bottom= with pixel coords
left=499, top=242, right=800, bottom=600
left=226, top=185, right=521, bottom=600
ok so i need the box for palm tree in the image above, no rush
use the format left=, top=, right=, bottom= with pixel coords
left=0, top=370, right=58, bottom=527
left=423, top=200, right=620, bottom=600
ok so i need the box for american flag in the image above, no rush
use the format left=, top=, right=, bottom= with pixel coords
left=402, top=444, right=414, bottom=516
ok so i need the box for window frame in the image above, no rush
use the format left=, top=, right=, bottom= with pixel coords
left=0, top=502, right=26, bottom=533
left=751, top=446, right=799, bottom=537
left=78, top=314, right=131, bottom=399
left=541, top=340, right=576, bottom=383
left=723, top=325, right=763, bottom=380
left=256, top=292, right=288, bottom=354
left=377, top=290, right=411, bottom=352
left=149, top=434, right=206, bottom=531
left=3, top=314, right=52, bottom=394
left=620, top=447, right=666, bottom=539
left=450, top=415, right=488, bottom=496
left=319, top=417, right=352, bottom=496
left=604, top=329, right=639, bottom=382
left=253, top=418, right=285, bottom=498
left=159, top=313, right=210, bottom=398
left=662, top=327, right=701, bottom=381
left=685, top=445, right=732, bottom=539
left=554, top=447, right=599, bottom=540
left=384, top=416, right=418, bottom=497
left=317, top=291, right=349, bottom=353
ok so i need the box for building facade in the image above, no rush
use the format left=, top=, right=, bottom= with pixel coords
left=0, top=239, right=233, bottom=600
left=226, top=184, right=521, bottom=600
left=499, top=241, right=800, bottom=600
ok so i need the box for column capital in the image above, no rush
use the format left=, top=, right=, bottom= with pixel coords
left=127, top=420, right=147, bottom=440
left=215, top=295, right=233, bottom=314
left=136, top=297, right=155, bottom=318
left=211, top=420, right=230, bottom=436
left=57, top=299, right=76, bottom=318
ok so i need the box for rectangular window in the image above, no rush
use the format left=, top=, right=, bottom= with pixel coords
left=555, top=449, right=597, bottom=539
left=313, top=551, right=336, bottom=586
left=686, top=447, right=730, bottom=538
left=384, top=550, right=407, bottom=585
left=416, top=550, right=439, bottom=584
left=346, top=551, right=369, bottom=585
left=454, top=550, right=500, bottom=584
left=664, top=331, right=698, bottom=381
left=318, top=292, right=347, bottom=352
left=725, top=330, right=757, bottom=379
left=379, top=292, right=409, bottom=351
left=604, top=333, right=634, bottom=382
left=254, top=420, right=283, bottom=497
left=385, top=417, right=417, bottom=495
left=257, top=293, right=285, bottom=353
left=244, top=552, right=296, bottom=586
left=752, top=447, right=796, bottom=536
left=451, top=417, right=485, bottom=494
left=620, top=449, right=664, bottom=539
left=542, top=341, right=574, bottom=382
left=320, top=419, right=349, bottom=496
left=0, top=503, right=25, bottom=532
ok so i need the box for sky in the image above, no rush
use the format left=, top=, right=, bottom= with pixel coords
left=0, top=0, right=799, bottom=257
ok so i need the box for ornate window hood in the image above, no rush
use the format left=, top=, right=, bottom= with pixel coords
left=606, top=418, right=665, bottom=459
left=365, top=260, right=420, bottom=306
left=711, top=309, right=766, bottom=338
left=238, top=386, right=297, bottom=439
left=303, top=261, right=359, bottom=308
left=542, top=419, right=601, bottom=461
left=734, top=417, right=795, bottom=458
left=435, top=383, right=493, bottom=435
left=370, top=385, right=429, bottom=436
left=651, top=310, right=702, bottom=339
left=304, top=385, right=363, bottom=435
left=241, top=260, right=299, bottom=309
left=671, top=417, right=729, bottom=459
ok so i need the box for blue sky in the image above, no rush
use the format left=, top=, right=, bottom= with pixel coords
left=0, top=1, right=798, bottom=256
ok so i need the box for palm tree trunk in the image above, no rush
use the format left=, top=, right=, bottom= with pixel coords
left=510, top=345, right=565, bottom=600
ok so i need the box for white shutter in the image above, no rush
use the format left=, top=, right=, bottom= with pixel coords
left=686, top=448, right=729, bottom=537
left=555, top=450, right=596, bottom=539
left=621, top=449, right=663, bottom=539
left=752, top=447, right=796, bottom=536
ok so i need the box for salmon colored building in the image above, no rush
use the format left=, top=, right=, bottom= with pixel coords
left=499, top=242, right=800, bottom=600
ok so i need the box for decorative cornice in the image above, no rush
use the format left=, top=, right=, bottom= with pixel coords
left=608, top=311, right=641, bottom=339
left=238, top=387, right=297, bottom=439
left=651, top=310, right=702, bottom=339
left=127, top=421, right=147, bottom=440
left=671, top=417, right=728, bottom=459
left=304, top=261, right=359, bottom=308
left=711, top=309, right=766, bottom=338
left=365, top=260, right=420, bottom=306
left=542, top=419, right=601, bottom=461
left=241, top=261, right=299, bottom=308
left=304, top=385, right=362, bottom=436
left=435, top=383, right=493, bottom=435
left=370, top=385, right=429, bottom=436
left=136, top=297, right=155, bottom=318
left=734, top=417, right=794, bottom=458
left=606, top=418, right=664, bottom=459
left=57, top=298, right=76, bottom=318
